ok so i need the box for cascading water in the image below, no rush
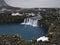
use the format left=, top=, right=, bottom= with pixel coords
left=21, top=18, right=38, bottom=27
left=21, top=14, right=42, bottom=27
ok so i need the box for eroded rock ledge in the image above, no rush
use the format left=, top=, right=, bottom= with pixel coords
left=0, top=11, right=25, bottom=24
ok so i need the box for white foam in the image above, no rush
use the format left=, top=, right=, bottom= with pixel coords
left=37, top=36, right=49, bottom=42
left=21, top=18, right=38, bottom=27
left=11, top=12, right=22, bottom=16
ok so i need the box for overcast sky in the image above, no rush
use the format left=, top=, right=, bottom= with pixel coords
left=4, top=0, right=60, bottom=8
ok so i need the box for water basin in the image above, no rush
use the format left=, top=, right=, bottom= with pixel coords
left=0, top=24, right=48, bottom=40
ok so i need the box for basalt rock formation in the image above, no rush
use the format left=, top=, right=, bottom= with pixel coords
left=0, top=12, right=25, bottom=24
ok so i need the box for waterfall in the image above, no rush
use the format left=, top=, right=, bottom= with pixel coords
left=21, top=18, right=38, bottom=27
left=21, top=13, right=42, bottom=27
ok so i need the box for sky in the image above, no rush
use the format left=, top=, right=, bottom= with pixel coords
left=4, top=0, right=60, bottom=8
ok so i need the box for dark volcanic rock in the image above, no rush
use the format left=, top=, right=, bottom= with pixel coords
left=0, top=12, right=25, bottom=24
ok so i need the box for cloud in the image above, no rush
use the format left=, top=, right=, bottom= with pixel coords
left=4, top=0, right=60, bottom=8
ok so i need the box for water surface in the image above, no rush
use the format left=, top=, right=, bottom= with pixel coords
left=0, top=24, right=48, bottom=40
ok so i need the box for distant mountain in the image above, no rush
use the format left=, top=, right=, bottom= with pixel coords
left=0, top=0, right=41, bottom=12
left=0, top=0, right=21, bottom=10
left=0, top=0, right=8, bottom=7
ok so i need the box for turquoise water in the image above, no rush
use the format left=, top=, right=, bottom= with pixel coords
left=0, top=24, right=48, bottom=40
